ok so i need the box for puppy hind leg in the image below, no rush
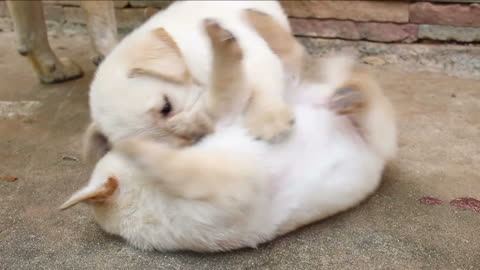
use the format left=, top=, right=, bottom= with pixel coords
left=329, top=67, right=397, bottom=161
left=329, top=86, right=367, bottom=115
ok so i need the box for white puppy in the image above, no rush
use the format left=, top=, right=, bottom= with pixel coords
left=84, top=1, right=302, bottom=161
left=61, top=19, right=397, bottom=252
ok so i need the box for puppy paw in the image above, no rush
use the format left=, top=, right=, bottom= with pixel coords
left=246, top=105, right=295, bottom=143
left=329, top=87, right=366, bottom=115
left=165, top=111, right=214, bottom=144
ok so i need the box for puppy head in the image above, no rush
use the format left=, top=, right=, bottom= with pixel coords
left=89, top=27, right=206, bottom=148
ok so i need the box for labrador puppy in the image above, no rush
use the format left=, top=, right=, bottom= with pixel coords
left=61, top=18, right=397, bottom=252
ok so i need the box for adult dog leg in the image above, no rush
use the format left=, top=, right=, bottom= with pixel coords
left=80, top=1, right=118, bottom=65
left=6, top=0, right=83, bottom=83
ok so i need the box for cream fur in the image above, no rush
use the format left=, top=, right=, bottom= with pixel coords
left=62, top=55, right=397, bottom=252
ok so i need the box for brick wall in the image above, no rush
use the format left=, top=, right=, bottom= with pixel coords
left=0, top=0, right=479, bottom=44
left=284, top=1, right=480, bottom=43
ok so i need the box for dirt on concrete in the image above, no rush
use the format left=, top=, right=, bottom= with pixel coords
left=0, top=28, right=479, bottom=270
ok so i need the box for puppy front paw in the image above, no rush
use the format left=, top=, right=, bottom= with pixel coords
left=246, top=105, right=295, bottom=143
left=165, top=111, right=214, bottom=144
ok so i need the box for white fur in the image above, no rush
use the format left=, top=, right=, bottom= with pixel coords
left=68, top=1, right=398, bottom=252
left=64, top=70, right=396, bottom=252
left=89, top=1, right=289, bottom=141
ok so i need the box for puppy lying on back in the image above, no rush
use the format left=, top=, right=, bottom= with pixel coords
left=84, top=1, right=305, bottom=160
left=61, top=15, right=397, bottom=252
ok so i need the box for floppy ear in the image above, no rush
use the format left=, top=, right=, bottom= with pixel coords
left=82, top=123, right=110, bottom=162
left=59, top=176, right=118, bottom=210
left=127, top=28, right=191, bottom=84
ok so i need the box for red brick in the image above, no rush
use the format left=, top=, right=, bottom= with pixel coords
left=290, top=18, right=360, bottom=40
left=281, top=0, right=409, bottom=23
left=358, top=22, right=418, bottom=43
left=410, top=2, right=480, bottom=27
left=289, top=18, right=418, bottom=43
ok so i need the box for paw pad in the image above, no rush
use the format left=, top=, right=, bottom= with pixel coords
left=329, top=87, right=365, bottom=115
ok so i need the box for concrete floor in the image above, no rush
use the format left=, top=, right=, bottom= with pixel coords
left=0, top=30, right=479, bottom=270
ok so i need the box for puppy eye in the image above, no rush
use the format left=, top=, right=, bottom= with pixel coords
left=160, top=95, right=172, bottom=117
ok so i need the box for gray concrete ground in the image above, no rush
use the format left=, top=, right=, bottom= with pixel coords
left=0, top=28, right=479, bottom=270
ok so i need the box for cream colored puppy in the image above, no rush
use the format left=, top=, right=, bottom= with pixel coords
left=61, top=18, right=397, bottom=252
left=84, top=1, right=299, bottom=160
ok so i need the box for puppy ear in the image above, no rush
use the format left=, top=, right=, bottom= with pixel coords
left=127, top=28, right=191, bottom=84
left=59, top=176, right=118, bottom=210
left=82, top=123, right=110, bottom=162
